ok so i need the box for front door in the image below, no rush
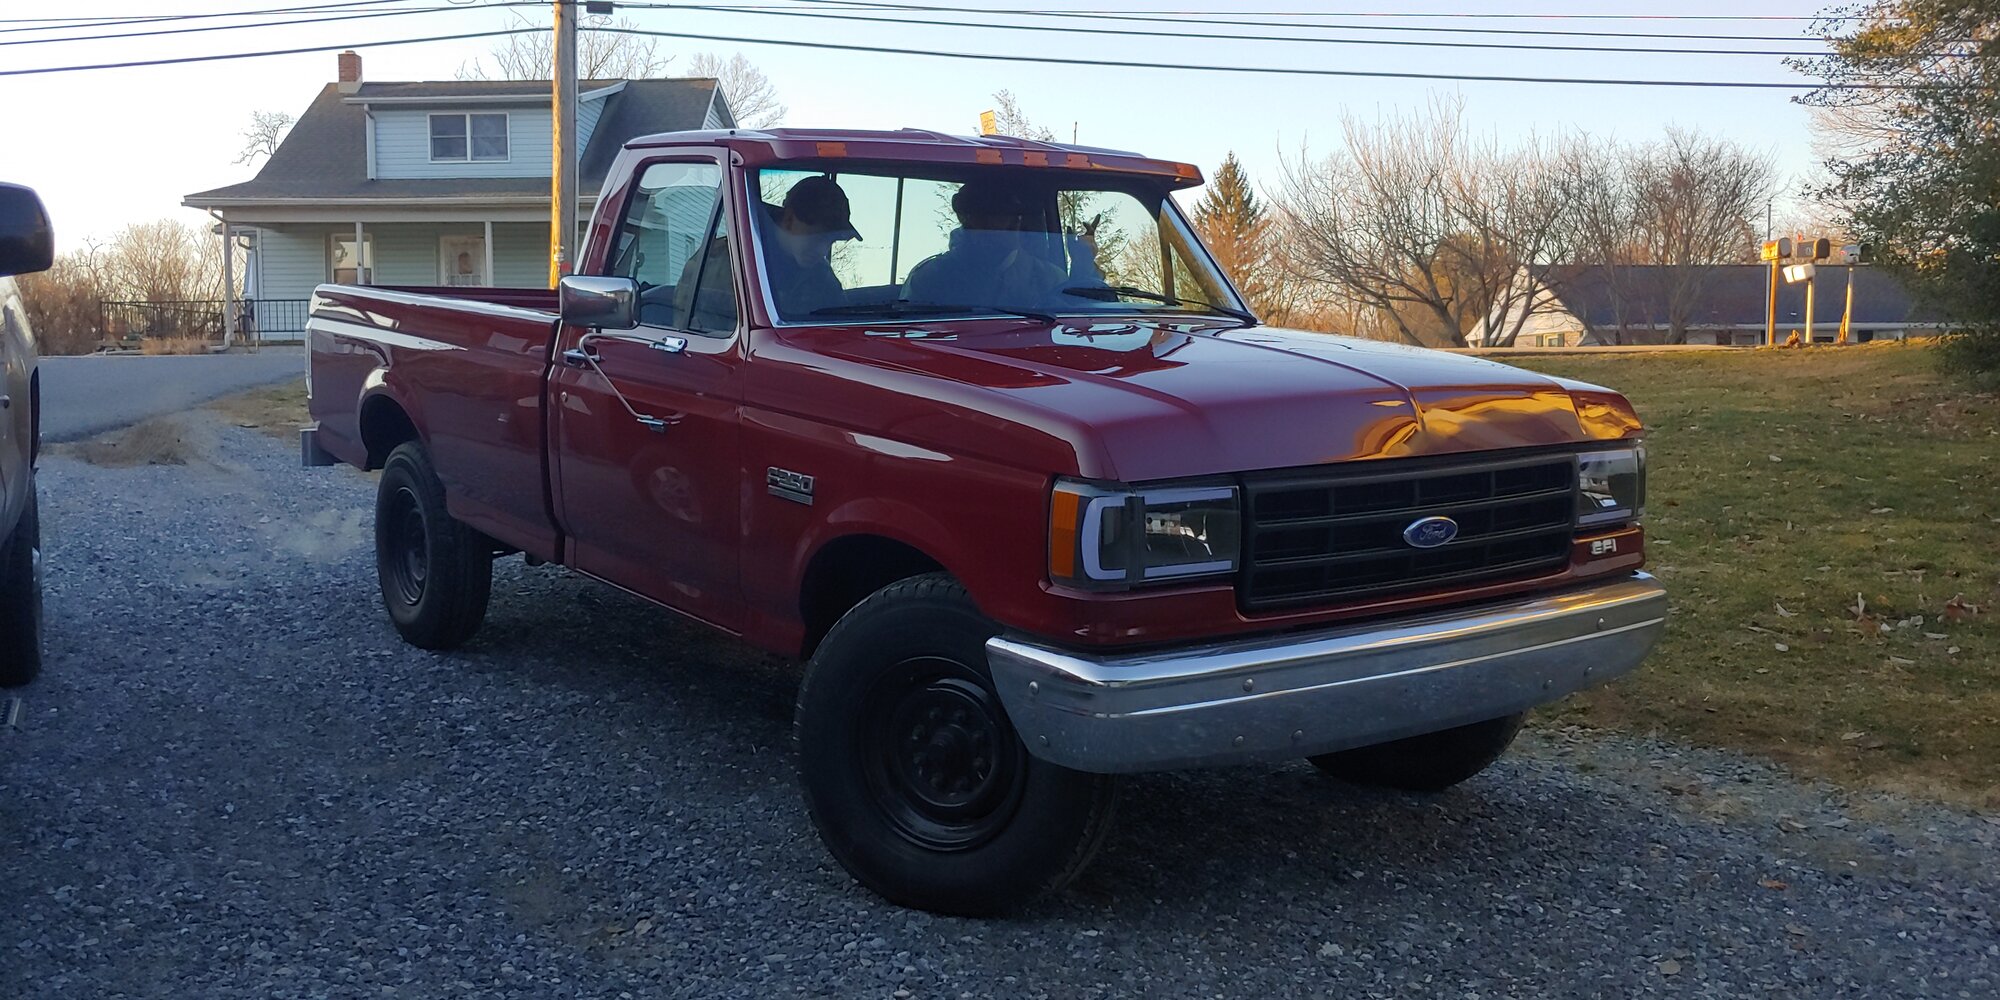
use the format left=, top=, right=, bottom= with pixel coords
left=549, top=158, right=745, bottom=631
left=439, top=235, right=485, bottom=286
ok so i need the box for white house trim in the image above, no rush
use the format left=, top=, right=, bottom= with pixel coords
left=345, top=94, right=550, bottom=106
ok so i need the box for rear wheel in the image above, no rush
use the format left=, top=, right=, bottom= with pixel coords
left=0, top=486, right=42, bottom=688
left=795, top=573, right=1116, bottom=915
left=375, top=441, right=491, bottom=650
left=1306, top=713, right=1526, bottom=792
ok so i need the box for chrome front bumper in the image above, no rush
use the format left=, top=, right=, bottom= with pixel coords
left=986, top=572, right=1667, bottom=774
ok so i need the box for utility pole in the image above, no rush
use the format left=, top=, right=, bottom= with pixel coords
left=549, top=0, right=578, bottom=289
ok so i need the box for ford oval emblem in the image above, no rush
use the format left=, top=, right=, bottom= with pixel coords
left=1402, top=515, right=1459, bottom=549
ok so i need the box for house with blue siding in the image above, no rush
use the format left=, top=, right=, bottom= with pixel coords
left=183, top=50, right=733, bottom=338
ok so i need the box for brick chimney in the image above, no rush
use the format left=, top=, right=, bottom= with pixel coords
left=336, top=50, right=362, bottom=94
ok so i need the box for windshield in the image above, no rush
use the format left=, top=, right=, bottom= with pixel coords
left=746, top=164, right=1250, bottom=325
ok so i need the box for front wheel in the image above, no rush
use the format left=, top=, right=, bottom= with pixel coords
left=0, top=486, right=43, bottom=687
left=1306, top=713, right=1526, bottom=792
left=375, top=441, right=491, bottom=650
left=795, top=574, right=1117, bottom=916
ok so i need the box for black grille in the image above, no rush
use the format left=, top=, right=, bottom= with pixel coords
left=1240, top=453, right=1578, bottom=611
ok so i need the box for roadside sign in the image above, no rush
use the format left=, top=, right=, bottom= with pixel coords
left=978, top=110, right=998, bottom=136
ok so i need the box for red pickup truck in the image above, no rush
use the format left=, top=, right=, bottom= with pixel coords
left=303, top=128, right=1665, bottom=915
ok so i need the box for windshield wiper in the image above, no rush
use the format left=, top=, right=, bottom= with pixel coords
left=1060, top=285, right=1257, bottom=325
left=809, top=300, right=1058, bottom=324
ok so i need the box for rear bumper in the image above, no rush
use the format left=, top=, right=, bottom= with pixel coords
left=299, top=423, right=337, bottom=467
left=985, top=572, right=1667, bottom=774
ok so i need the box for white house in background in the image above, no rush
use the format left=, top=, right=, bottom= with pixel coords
left=182, top=50, right=733, bottom=338
left=1474, top=264, right=1952, bottom=348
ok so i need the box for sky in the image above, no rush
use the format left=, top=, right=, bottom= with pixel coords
left=0, top=0, right=1840, bottom=251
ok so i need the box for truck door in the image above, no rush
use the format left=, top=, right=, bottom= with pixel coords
left=549, top=158, right=745, bottom=631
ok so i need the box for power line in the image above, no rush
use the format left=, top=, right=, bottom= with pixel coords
left=750, top=1, right=1830, bottom=43
left=0, top=27, right=535, bottom=77
left=0, top=3, right=530, bottom=49
left=0, top=0, right=443, bottom=35
left=650, top=2, right=1838, bottom=58
left=587, top=24, right=1903, bottom=89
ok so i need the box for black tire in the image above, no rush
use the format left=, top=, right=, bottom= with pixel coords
left=795, top=573, right=1117, bottom=916
left=1306, top=712, right=1526, bottom=792
left=375, top=441, right=491, bottom=650
left=0, top=485, right=42, bottom=688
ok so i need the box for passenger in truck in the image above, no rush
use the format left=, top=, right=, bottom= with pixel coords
left=762, top=175, right=860, bottom=316
left=902, top=181, right=1065, bottom=309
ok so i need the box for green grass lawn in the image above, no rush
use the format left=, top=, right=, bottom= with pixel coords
left=1515, top=344, right=2000, bottom=808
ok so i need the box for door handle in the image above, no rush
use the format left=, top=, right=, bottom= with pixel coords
left=561, top=341, right=670, bottom=434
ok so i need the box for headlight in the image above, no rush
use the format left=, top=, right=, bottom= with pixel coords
left=1050, top=479, right=1241, bottom=589
left=1577, top=444, right=1645, bottom=527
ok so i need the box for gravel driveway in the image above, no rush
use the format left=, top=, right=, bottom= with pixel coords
left=4, top=412, right=1996, bottom=998
left=35, top=350, right=303, bottom=442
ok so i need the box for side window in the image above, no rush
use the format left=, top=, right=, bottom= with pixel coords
left=608, top=161, right=725, bottom=328
left=683, top=212, right=738, bottom=336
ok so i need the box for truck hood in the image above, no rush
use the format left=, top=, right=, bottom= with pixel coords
left=810, top=320, right=1641, bottom=482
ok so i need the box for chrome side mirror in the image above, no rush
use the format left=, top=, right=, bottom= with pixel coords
left=0, top=183, right=54, bottom=278
left=558, top=275, right=638, bottom=330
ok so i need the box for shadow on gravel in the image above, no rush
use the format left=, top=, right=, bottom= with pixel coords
left=444, top=561, right=1642, bottom=920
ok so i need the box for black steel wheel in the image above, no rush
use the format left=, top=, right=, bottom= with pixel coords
left=374, top=441, right=491, bottom=650
left=796, top=573, right=1117, bottom=916
left=861, top=657, right=1031, bottom=852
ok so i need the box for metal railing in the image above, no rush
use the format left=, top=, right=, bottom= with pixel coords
left=97, top=299, right=312, bottom=348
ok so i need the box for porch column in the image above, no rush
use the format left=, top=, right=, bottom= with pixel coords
left=483, top=220, right=494, bottom=287
left=220, top=219, right=236, bottom=349
left=354, top=221, right=366, bottom=285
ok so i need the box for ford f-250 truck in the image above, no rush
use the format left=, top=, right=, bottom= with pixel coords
left=303, top=128, right=1665, bottom=915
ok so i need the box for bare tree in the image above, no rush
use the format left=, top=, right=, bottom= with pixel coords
left=1272, top=98, right=1522, bottom=347
left=14, top=241, right=112, bottom=355
left=988, top=89, right=1054, bottom=141
left=1627, top=128, right=1775, bottom=342
left=459, top=14, right=672, bottom=80
left=105, top=219, right=226, bottom=304
left=235, top=110, right=294, bottom=167
left=685, top=52, right=785, bottom=128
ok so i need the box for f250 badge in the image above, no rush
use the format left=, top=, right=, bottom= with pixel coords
left=767, top=467, right=815, bottom=505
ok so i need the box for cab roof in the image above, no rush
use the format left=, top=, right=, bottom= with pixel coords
left=623, top=127, right=1206, bottom=188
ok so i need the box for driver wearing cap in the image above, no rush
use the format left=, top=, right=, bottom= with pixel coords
left=763, top=175, right=861, bottom=317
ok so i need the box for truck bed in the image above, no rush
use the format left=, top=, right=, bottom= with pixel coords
left=306, top=282, right=564, bottom=560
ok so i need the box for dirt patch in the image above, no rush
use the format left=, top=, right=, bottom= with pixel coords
left=206, top=379, right=307, bottom=444
left=52, top=415, right=216, bottom=467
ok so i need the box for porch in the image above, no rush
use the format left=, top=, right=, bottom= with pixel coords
left=243, top=220, right=554, bottom=337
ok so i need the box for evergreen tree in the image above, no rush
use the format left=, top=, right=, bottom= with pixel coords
left=1191, top=153, right=1283, bottom=319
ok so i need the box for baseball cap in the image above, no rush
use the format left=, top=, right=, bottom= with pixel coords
left=783, top=176, right=862, bottom=241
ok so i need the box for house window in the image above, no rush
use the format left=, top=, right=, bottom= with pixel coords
left=330, top=233, right=373, bottom=284
left=430, top=112, right=508, bottom=162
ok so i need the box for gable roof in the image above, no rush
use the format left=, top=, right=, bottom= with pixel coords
left=185, top=77, right=730, bottom=206
left=1538, top=263, right=1949, bottom=330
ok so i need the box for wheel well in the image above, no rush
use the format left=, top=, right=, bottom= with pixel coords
left=358, top=396, right=418, bottom=470
left=799, top=535, right=945, bottom=658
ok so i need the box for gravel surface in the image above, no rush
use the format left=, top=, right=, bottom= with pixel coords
left=4, top=412, right=1997, bottom=999
left=35, top=350, right=303, bottom=442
